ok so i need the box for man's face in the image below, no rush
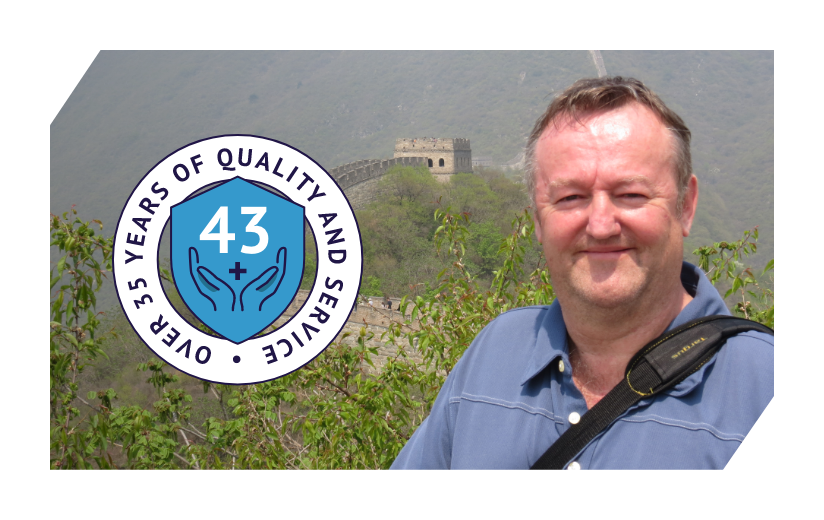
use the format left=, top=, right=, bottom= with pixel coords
left=532, top=103, right=698, bottom=309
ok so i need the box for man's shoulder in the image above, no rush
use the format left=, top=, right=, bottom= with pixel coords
left=470, top=305, right=555, bottom=347
left=727, top=328, right=774, bottom=348
left=448, top=305, right=558, bottom=385
left=715, top=328, right=774, bottom=374
left=491, top=305, right=555, bottom=324
left=715, top=326, right=774, bottom=366
left=693, top=326, right=774, bottom=414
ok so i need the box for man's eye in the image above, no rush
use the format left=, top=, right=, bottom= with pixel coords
left=558, top=195, right=580, bottom=203
left=621, top=193, right=645, bottom=199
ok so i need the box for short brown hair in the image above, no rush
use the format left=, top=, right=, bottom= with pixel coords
left=524, top=76, right=692, bottom=213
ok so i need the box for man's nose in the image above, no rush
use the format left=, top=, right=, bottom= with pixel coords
left=585, top=193, right=620, bottom=239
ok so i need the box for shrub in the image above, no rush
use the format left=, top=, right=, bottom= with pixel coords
left=49, top=207, right=773, bottom=469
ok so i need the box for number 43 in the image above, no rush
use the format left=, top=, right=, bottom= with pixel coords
left=200, top=206, right=268, bottom=254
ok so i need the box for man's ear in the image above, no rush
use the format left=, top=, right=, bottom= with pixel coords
left=680, top=175, right=699, bottom=237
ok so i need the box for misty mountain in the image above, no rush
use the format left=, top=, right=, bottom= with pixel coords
left=50, top=50, right=773, bottom=310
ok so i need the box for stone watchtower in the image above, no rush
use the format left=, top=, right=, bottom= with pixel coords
left=393, top=137, right=472, bottom=181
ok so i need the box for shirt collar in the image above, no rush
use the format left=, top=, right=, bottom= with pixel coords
left=520, top=262, right=730, bottom=386
left=519, top=300, right=568, bottom=385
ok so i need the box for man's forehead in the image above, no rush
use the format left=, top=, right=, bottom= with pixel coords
left=535, top=103, right=676, bottom=171
left=539, top=103, right=668, bottom=143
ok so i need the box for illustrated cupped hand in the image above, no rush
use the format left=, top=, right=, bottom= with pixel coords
left=189, top=246, right=287, bottom=312
left=189, top=247, right=237, bottom=311
left=240, top=247, right=287, bottom=312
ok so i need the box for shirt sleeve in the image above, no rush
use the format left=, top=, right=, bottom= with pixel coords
left=390, top=367, right=459, bottom=469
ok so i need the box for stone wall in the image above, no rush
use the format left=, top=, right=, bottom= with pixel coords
left=395, top=137, right=471, bottom=151
left=343, top=175, right=384, bottom=209
left=271, top=290, right=420, bottom=369
left=329, top=156, right=427, bottom=191
left=326, top=137, right=473, bottom=208
left=393, top=137, right=472, bottom=176
left=327, top=159, right=383, bottom=183
left=328, top=156, right=427, bottom=209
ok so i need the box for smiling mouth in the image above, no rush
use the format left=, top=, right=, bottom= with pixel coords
left=580, top=248, right=633, bottom=258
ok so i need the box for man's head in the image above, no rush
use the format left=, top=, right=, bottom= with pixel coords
left=529, top=77, right=699, bottom=311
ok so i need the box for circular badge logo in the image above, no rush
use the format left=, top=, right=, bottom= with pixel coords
left=113, top=135, right=362, bottom=384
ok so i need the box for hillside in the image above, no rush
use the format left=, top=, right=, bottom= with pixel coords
left=50, top=51, right=773, bottom=310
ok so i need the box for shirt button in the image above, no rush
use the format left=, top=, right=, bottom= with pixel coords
left=568, top=412, right=581, bottom=424
left=568, top=461, right=581, bottom=470
left=558, top=360, right=565, bottom=373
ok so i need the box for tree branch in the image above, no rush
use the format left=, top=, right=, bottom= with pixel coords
left=178, top=428, right=201, bottom=469
left=323, top=378, right=352, bottom=397
left=172, top=450, right=195, bottom=468
left=210, top=385, right=230, bottom=420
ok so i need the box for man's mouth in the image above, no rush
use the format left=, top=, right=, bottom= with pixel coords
left=579, top=247, right=633, bottom=259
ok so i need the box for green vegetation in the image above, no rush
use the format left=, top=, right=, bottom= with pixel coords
left=50, top=200, right=773, bottom=469
left=357, top=164, right=539, bottom=298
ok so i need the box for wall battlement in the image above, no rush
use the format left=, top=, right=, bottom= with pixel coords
left=394, top=137, right=472, bottom=176
left=327, top=156, right=427, bottom=209
left=327, top=159, right=384, bottom=182
left=329, top=156, right=427, bottom=191
left=328, top=137, right=472, bottom=209
left=394, top=137, right=471, bottom=152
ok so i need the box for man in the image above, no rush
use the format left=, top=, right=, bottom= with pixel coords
left=391, top=77, right=773, bottom=469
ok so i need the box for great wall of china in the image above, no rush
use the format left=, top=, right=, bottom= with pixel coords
left=271, top=289, right=419, bottom=369
left=296, top=137, right=473, bottom=359
left=327, top=137, right=473, bottom=210
left=588, top=50, right=607, bottom=78
left=327, top=156, right=428, bottom=209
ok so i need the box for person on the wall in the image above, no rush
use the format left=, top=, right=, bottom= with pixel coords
left=390, top=76, right=774, bottom=470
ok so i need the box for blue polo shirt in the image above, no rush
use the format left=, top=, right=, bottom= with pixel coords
left=391, top=262, right=774, bottom=469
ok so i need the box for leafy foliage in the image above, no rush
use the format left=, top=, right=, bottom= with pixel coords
left=50, top=207, right=114, bottom=469
left=693, top=227, right=774, bottom=327
left=356, top=165, right=538, bottom=298
left=50, top=206, right=773, bottom=469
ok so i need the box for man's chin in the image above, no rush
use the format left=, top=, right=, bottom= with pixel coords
left=565, top=276, right=646, bottom=310
left=576, top=291, right=640, bottom=310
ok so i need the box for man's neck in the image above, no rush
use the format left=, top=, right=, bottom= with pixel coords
left=564, top=285, right=693, bottom=409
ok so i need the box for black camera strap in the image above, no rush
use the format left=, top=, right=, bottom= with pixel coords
left=530, top=315, right=774, bottom=470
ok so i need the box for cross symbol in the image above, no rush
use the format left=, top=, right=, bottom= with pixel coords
left=229, top=261, right=247, bottom=281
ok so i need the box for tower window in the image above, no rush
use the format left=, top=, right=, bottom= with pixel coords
left=439, top=158, right=445, bottom=167
left=428, top=159, right=433, bottom=167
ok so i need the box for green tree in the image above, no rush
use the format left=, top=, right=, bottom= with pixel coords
left=693, top=227, right=774, bottom=328
left=50, top=206, right=772, bottom=469
left=50, top=208, right=114, bottom=469
left=464, top=221, right=506, bottom=278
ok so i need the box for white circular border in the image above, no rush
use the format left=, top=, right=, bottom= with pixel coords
left=113, top=135, right=363, bottom=384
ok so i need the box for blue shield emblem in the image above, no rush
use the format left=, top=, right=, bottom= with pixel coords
left=171, top=177, right=305, bottom=343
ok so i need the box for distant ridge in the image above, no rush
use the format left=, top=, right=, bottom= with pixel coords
left=589, top=50, right=608, bottom=77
